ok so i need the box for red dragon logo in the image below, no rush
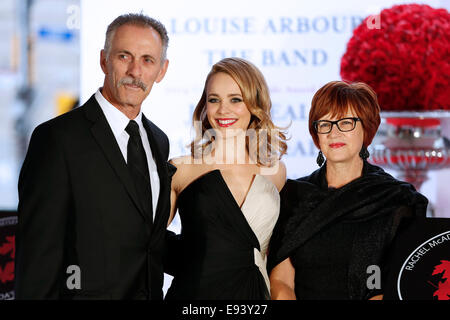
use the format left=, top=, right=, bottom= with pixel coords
left=0, top=235, right=15, bottom=284
left=429, top=260, right=450, bottom=300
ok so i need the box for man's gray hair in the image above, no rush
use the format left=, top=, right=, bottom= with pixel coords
left=104, top=13, right=169, bottom=62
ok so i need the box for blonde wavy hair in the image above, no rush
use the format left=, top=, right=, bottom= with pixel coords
left=190, top=57, right=288, bottom=166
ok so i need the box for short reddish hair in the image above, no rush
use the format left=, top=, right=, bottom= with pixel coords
left=309, top=81, right=381, bottom=149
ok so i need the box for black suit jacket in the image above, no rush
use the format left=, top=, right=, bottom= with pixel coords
left=15, top=95, right=176, bottom=299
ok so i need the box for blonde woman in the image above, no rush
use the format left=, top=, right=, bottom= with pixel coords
left=165, top=57, right=287, bottom=299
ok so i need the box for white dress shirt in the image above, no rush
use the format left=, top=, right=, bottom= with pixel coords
left=95, top=88, right=160, bottom=219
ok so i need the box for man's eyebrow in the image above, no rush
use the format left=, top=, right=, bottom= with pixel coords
left=115, top=50, right=157, bottom=60
left=142, top=54, right=156, bottom=60
left=117, top=50, right=131, bottom=54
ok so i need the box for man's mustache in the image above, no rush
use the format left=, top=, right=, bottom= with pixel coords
left=118, top=77, right=147, bottom=91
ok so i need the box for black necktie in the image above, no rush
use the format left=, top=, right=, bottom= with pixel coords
left=125, top=120, right=153, bottom=224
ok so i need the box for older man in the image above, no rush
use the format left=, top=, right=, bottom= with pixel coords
left=15, top=13, right=175, bottom=299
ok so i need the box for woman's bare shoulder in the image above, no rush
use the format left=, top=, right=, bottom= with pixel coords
left=169, top=155, right=213, bottom=194
left=260, top=160, right=287, bottom=192
left=169, top=155, right=194, bottom=167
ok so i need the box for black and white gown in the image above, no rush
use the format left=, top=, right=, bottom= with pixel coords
left=165, top=169, right=279, bottom=300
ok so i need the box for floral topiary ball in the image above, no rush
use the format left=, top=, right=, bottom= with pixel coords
left=341, top=4, right=450, bottom=111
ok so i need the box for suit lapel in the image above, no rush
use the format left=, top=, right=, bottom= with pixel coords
left=83, top=96, right=150, bottom=224
left=142, top=115, right=169, bottom=231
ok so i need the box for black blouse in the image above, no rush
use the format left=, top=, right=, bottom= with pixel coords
left=268, top=161, right=428, bottom=300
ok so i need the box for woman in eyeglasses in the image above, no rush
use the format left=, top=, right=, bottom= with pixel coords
left=268, top=81, right=428, bottom=300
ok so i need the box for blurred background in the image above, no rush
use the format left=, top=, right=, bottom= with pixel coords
left=0, top=0, right=79, bottom=210
left=0, top=0, right=449, bottom=299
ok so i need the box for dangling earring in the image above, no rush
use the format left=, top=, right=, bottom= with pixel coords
left=359, top=146, right=370, bottom=161
left=316, top=150, right=325, bottom=167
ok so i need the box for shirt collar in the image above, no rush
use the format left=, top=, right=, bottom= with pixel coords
left=95, top=88, right=143, bottom=136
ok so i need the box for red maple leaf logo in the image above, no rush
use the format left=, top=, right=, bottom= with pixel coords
left=0, top=261, right=14, bottom=284
left=430, top=260, right=450, bottom=300
left=0, top=235, right=15, bottom=284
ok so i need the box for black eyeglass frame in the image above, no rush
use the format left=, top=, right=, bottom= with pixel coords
left=313, top=117, right=362, bottom=134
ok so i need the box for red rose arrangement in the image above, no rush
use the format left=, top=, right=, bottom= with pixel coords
left=340, top=4, right=450, bottom=111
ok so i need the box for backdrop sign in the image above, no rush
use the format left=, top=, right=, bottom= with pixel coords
left=81, top=0, right=443, bottom=179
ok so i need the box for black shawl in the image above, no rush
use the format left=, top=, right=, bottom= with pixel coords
left=268, top=161, right=428, bottom=299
